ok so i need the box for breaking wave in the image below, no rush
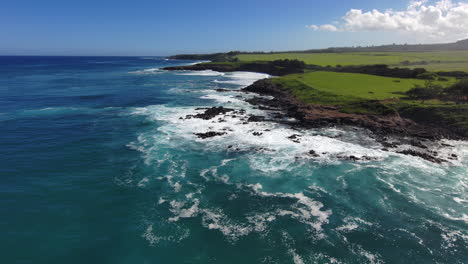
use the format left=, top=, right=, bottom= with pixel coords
left=123, top=67, right=468, bottom=262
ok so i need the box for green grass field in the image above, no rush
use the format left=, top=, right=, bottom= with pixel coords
left=230, top=51, right=468, bottom=127
left=406, top=62, right=468, bottom=72
left=269, top=71, right=467, bottom=123
left=272, top=71, right=453, bottom=102
left=236, top=51, right=468, bottom=70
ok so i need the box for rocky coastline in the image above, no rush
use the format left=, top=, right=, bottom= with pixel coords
left=242, top=79, right=466, bottom=163
left=243, top=79, right=466, bottom=140
left=164, top=63, right=465, bottom=163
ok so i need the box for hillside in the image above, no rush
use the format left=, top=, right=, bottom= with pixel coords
left=276, top=39, right=468, bottom=53
left=168, top=39, right=468, bottom=62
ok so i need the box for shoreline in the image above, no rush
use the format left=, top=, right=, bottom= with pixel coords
left=242, top=79, right=466, bottom=140
left=163, top=62, right=465, bottom=163
left=163, top=62, right=467, bottom=141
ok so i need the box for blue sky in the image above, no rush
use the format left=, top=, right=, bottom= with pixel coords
left=1, top=0, right=463, bottom=56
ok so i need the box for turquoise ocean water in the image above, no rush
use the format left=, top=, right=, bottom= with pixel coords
left=0, top=56, right=467, bottom=263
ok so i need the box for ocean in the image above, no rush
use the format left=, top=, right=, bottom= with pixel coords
left=0, top=56, right=467, bottom=263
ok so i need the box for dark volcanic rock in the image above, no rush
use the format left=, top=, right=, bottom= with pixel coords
left=336, top=155, right=360, bottom=161
left=336, top=155, right=376, bottom=161
left=215, top=88, right=233, bottom=92
left=288, top=134, right=301, bottom=143
left=252, top=132, right=263, bottom=136
left=397, top=149, right=446, bottom=163
left=194, top=131, right=227, bottom=139
left=381, top=141, right=399, bottom=149
left=271, top=112, right=285, bottom=119
left=243, top=79, right=284, bottom=96
left=166, top=61, right=466, bottom=140
left=188, top=107, right=234, bottom=120
left=243, top=79, right=467, bottom=140
left=308, top=150, right=320, bottom=157
left=409, top=140, right=428, bottom=149
left=247, top=115, right=265, bottom=122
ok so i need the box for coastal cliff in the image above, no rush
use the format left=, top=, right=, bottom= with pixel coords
left=243, top=79, right=467, bottom=140
left=164, top=62, right=467, bottom=140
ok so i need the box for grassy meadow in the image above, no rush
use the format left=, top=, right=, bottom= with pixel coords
left=236, top=51, right=468, bottom=71
left=269, top=70, right=467, bottom=124
left=274, top=71, right=454, bottom=101
left=407, top=62, right=468, bottom=72
left=195, top=49, right=467, bottom=128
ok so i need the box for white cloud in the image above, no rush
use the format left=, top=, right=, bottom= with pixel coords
left=307, top=24, right=338, bottom=32
left=307, top=0, right=468, bottom=41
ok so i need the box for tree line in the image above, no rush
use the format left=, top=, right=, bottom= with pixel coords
left=406, top=78, right=468, bottom=102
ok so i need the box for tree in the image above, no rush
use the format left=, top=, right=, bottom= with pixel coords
left=406, top=81, right=443, bottom=103
left=416, top=72, right=438, bottom=80
left=445, top=78, right=468, bottom=102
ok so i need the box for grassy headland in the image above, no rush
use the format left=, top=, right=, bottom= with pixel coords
left=268, top=71, right=466, bottom=132
left=273, top=71, right=454, bottom=102
left=165, top=43, right=468, bottom=138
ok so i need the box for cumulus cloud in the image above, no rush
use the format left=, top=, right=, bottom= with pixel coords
left=307, top=24, right=338, bottom=31
left=307, top=0, right=468, bottom=41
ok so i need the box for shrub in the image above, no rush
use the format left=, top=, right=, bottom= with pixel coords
left=271, top=59, right=306, bottom=69
left=437, top=71, right=468, bottom=78
left=406, top=81, right=444, bottom=101
left=416, top=72, right=438, bottom=80
left=445, top=78, right=468, bottom=102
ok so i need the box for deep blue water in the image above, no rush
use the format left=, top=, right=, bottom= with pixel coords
left=1, top=56, right=467, bottom=264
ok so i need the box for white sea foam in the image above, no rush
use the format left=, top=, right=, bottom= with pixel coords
left=312, top=254, right=342, bottom=264
left=155, top=180, right=332, bottom=242
left=336, top=217, right=373, bottom=233
left=441, top=229, right=468, bottom=250
left=200, top=208, right=252, bottom=241
left=130, top=82, right=468, bottom=243
left=130, top=100, right=393, bottom=174
left=199, top=94, right=244, bottom=104
left=130, top=67, right=468, bottom=254
left=199, top=159, right=235, bottom=182
left=11, top=106, right=121, bottom=119
left=137, top=177, right=150, bottom=187
left=141, top=224, right=160, bottom=246
left=141, top=223, right=190, bottom=246
left=246, top=183, right=332, bottom=234
left=168, top=199, right=200, bottom=222
left=453, top=197, right=468, bottom=204
left=176, top=70, right=225, bottom=76
left=186, top=60, right=210, bottom=65
left=140, top=57, right=163, bottom=60
left=129, top=67, right=163, bottom=74
left=214, top=71, right=270, bottom=86
left=442, top=213, right=468, bottom=223
left=336, top=223, right=359, bottom=232
left=289, top=249, right=305, bottom=264
left=358, top=248, right=383, bottom=264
